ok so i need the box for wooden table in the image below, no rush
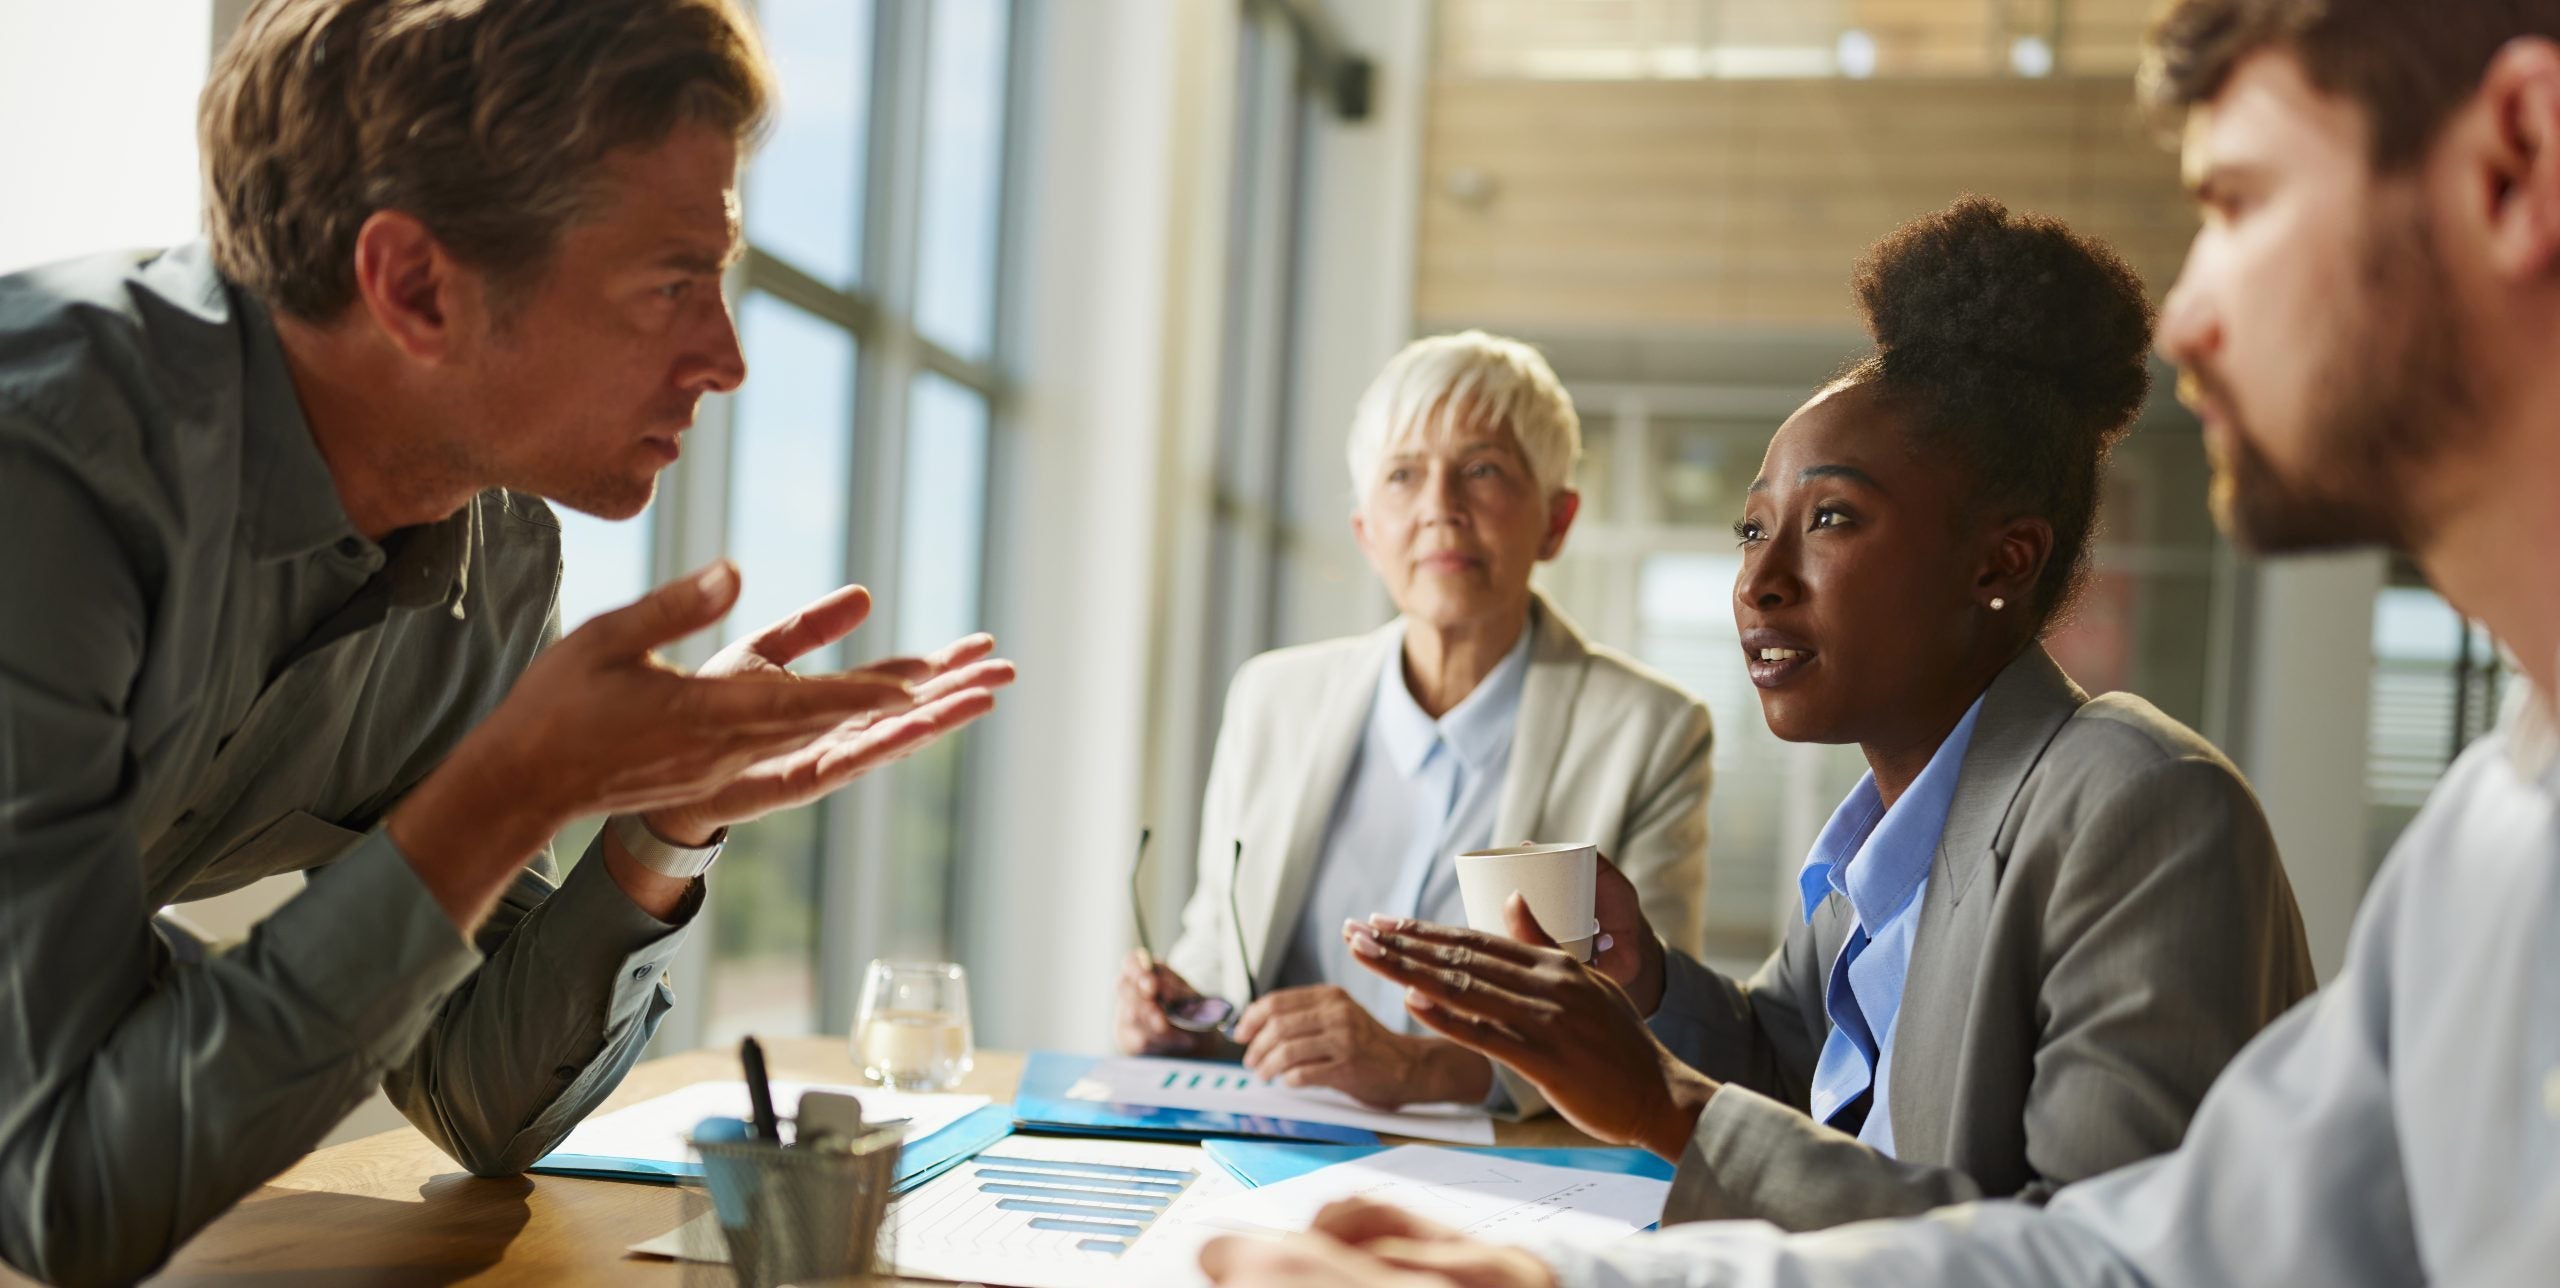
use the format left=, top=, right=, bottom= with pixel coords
left=108, top=1041, right=1595, bottom=1286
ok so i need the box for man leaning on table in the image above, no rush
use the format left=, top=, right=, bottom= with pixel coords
left=0, top=1, right=1013, bottom=1283
left=1202, top=0, right=2560, bottom=1285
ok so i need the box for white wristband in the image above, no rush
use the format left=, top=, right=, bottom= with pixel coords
left=609, top=812, right=725, bottom=880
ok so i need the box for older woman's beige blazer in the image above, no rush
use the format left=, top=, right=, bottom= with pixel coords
left=1163, top=594, right=1713, bottom=1090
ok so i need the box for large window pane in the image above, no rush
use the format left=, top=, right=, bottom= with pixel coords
left=1647, top=417, right=1760, bottom=526
left=1635, top=552, right=1868, bottom=971
left=746, top=0, right=873, bottom=288
left=896, top=373, right=989, bottom=654
left=2366, top=588, right=2502, bottom=876
left=727, top=293, right=857, bottom=659
left=913, top=0, right=1010, bottom=359
left=2046, top=424, right=2222, bottom=729
left=882, top=372, right=991, bottom=958
left=554, top=506, right=652, bottom=634
left=710, top=292, right=857, bottom=1043
left=549, top=506, right=654, bottom=874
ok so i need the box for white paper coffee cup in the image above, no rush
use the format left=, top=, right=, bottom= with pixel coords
left=1454, top=842, right=1600, bottom=961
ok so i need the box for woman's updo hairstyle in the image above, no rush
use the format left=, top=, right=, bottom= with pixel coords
left=1843, top=195, right=2155, bottom=629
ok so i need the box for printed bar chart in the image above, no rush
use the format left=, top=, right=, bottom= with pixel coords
left=897, top=1147, right=1201, bottom=1258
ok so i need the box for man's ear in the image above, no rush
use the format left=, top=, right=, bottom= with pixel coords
left=347, top=210, right=459, bottom=361
left=2469, top=38, right=2560, bottom=280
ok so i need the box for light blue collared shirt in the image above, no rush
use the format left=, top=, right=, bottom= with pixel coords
left=1274, top=620, right=1536, bottom=1030
left=1800, top=694, right=1987, bottom=1157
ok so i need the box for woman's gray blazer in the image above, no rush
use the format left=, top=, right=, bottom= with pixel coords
left=1648, top=645, right=2316, bottom=1231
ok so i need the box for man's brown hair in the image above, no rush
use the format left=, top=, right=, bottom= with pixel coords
left=2141, top=0, right=2560, bottom=169
left=202, top=0, right=773, bottom=322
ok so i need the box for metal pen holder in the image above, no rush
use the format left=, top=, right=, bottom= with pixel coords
left=683, top=1125, right=901, bottom=1288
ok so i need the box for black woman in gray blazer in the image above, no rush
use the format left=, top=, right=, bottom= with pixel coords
left=1346, top=197, right=2318, bottom=1232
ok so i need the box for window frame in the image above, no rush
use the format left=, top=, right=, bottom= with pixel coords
left=639, top=0, right=1022, bottom=1054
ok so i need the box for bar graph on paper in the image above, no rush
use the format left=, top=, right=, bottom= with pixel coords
left=887, top=1135, right=1217, bottom=1271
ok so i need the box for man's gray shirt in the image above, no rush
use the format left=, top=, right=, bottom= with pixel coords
left=0, top=244, right=695, bottom=1285
left=1531, top=683, right=2560, bottom=1286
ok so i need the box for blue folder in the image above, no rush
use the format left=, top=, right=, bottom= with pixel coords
left=1202, top=1140, right=1676, bottom=1187
left=1010, top=1050, right=1380, bottom=1145
left=530, top=1100, right=1017, bottom=1195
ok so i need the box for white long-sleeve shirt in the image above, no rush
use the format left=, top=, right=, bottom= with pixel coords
left=1532, top=687, right=2560, bottom=1287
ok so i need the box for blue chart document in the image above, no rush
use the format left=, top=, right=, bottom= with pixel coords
left=530, top=1080, right=1013, bottom=1193
left=1014, top=1050, right=1495, bottom=1144
left=1014, top=1050, right=1378, bottom=1143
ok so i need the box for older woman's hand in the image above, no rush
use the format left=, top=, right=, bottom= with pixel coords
left=1114, top=952, right=1218, bottom=1057
left=1200, top=1197, right=1559, bottom=1288
left=1345, top=896, right=1717, bottom=1161
left=1233, top=984, right=1493, bottom=1108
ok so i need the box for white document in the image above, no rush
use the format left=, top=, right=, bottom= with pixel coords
left=628, top=1211, right=713, bottom=1262
left=630, top=1134, right=1251, bottom=1286
left=551, top=1079, right=989, bottom=1167
left=889, top=1134, right=1245, bottom=1288
left=1184, top=1144, right=1668, bottom=1245
left=1068, top=1056, right=1496, bottom=1145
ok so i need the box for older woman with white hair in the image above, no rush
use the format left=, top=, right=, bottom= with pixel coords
left=1114, top=331, right=1713, bottom=1114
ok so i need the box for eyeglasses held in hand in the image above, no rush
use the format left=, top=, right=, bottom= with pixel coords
left=1128, top=829, right=1257, bottom=1034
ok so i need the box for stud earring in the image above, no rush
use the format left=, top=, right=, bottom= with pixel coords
left=1989, top=597, right=2006, bottom=611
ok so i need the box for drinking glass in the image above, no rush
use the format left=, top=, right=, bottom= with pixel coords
left=852, top=959, right=973, bottom=1091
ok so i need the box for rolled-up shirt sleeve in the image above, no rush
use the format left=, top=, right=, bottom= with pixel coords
left=384, top=824, right=694, bottom=1177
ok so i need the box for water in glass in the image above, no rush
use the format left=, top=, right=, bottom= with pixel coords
left=853, top=960, right=973, bottom=1091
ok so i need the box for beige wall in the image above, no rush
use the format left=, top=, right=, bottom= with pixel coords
left=1436, top=0, right=2166, bottom=79
left=1417, top=75, right=2196, bottom=329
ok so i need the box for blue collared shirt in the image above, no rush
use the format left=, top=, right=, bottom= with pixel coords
left=1274, top=619, right=1536, bottom=1030
left=1800, top=694, right=1987, bottom=1156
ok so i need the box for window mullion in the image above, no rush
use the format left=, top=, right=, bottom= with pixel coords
left=817, top=0, right=935, bottom=1033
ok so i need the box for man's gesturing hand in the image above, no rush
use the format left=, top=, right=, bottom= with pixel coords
left=641, top=580, right=1017, bottom=845
left=391, top=562, right=987, bottom=931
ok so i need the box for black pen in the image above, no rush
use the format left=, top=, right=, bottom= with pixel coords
left=740, top=1035, right=781, bottom=1141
